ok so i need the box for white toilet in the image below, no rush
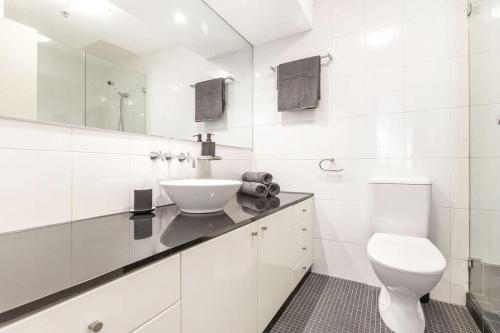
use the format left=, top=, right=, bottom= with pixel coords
left=367, top=177, right=446, bottom=333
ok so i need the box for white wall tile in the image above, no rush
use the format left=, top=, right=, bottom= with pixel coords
left=0, top=119, right=71, bottom=151
left=365, top=67, right=404, bottom=115
left=405, top=56, right=468, bottom=111
left=470, top=50, right=500, bottom=106
left=313, top=239, right=367, bottom=283
left=404, top=6, right=467, bottom=65
left=490, top=211, right=500, bottom=265
left=314, top=199, right=335, bottom=240
left=72, top=128, right=130, bottom=154
left=72, top=153, right=130, bottom=220
left=405, top=109, right=451, bottom=158
left=405, top=108, right=468, bottom=159
left=431, top=258, right=451, bottom=302
left=429, top=207, right=451, bottom=258
left=129, top=135, right=170, bottom=156
left=366, top=0, right=404, bottom=28
left=469, top=0, right=500, bottom=54
left=366, top=23, right=404, bottom=70
left=332, top=33, right=366, bottom=77
left=404, top=0, right=467, bottom=19
left=450, top=258, right=469, bottom=305
left=331, top=200, right=370, bottom=244
left=331, top=0, right=365, bottom=37
left=332, top=74, right=366, bottom=118
left=365, top=257, right=383, bottom=287
left=406, top=158, right=452, bottom=208
left=470, top=104, right=500, bottom=157
left=470, top=157, right=500, bottom=210
left=332, top=114, right=404, bottom=159
left=450, top=158, right=469, bottom=209
left=0, top=150, right=72, bottom=233
left=451, top=208, right=470, bottom=260
left=253, top=120, right=333, bottom=160
left=470, top=210, right=491, bottom=262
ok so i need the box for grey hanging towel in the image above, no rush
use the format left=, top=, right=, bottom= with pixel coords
left=277, top=56, right=321, bottom=112
left=195, top=78, right=225, bottom=122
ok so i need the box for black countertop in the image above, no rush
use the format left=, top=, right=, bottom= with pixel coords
left=0, top=192, right=313, bottom=325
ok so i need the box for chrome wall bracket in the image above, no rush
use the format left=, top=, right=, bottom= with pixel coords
left=319, top=158, right=344, bottom=172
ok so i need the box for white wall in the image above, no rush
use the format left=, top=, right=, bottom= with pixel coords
left=0, top=118, right=252, bottom=232
left=0, top=17, right=37, bottom=120
left=252, top=0, right=469, bottom=305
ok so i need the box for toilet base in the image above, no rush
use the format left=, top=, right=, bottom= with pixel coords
left=378, top=286, right=425, bottom=333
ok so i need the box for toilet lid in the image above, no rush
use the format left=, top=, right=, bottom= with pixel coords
left=367, top=233, right=446, bottom=276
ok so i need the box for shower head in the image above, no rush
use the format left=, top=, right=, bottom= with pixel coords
left=118, top=92, right=129, bottom=98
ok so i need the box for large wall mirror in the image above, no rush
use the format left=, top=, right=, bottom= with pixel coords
left=2, top=0, right=253, bottom=148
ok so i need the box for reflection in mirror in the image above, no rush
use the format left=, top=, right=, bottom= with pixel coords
left=2, top=0, right=253, bottom=148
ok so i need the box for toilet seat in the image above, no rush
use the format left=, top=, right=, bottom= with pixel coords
left=367, top=233, right=446, bottom=276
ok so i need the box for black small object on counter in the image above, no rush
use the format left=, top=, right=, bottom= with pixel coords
left=134, top=189, right=153, bottom=211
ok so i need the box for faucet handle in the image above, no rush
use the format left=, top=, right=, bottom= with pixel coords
left=150, top=151, right=162, bottom=161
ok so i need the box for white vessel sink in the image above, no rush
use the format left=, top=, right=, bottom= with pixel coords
left=160, top=179, right=242, bottom=213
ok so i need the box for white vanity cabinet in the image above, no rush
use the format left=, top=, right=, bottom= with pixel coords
left=181, top=222, right=259, bottom=333
left=257, top=208, right=296, bottom=332
left=0, top=197, right=314, bottom=333
left=182, top=198, right=314, bottom=333
left=0, top=254, right=181, bottom=333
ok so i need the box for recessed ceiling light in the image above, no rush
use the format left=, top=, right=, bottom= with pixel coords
left=173, top=12, right=186, bottom=24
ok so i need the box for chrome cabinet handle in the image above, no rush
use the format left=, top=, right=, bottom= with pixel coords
left=302, top=228, right=307, bottom=231
left=261, top=226, right=268, bottom=231
left=88, top=321, right=103, bottom=332
left=251, top=232, right=258, bottom=236
left=302, top=247, right=307, bottom=250
left=302, top=209, right=307, bottom=212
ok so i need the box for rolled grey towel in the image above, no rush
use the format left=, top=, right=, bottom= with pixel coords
left=237, top=194, right=268, bottom=212
left=242, top=172, right=273, bottom=185
left=267, top=196, right=281, bottom=209
left=267, top=182, right=281, bottom=197
left=240, top=181, right=269, bottom=198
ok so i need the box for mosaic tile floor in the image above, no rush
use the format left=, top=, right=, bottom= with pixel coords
left=268, top=273, right=479, bottom=333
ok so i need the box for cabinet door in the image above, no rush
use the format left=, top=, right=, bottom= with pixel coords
left=181, top=223, right=259, bottom=333
left=258, top=209, right=295, bottom=332
left=0, top=255, right=180, bottom=333
left=132, top=302, right=180, bottom=333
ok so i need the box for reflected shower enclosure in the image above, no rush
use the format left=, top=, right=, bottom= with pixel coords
left=37, top=41, right=147, bottom=134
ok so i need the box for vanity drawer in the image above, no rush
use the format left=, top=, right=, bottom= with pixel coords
left=292, top=249, right=313, bottom=289
left=291, top=199, right=313, bottom=222
left=0, top=254, right=180, bottom=333
left=132, top=302, right=180, bottom=333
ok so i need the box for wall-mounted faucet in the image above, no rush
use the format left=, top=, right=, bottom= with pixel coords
left=177, top=152, right=196, bottom=168
left=150, top=151, right=196, bottom=168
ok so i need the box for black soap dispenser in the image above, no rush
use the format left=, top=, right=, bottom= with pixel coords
left=202, top=133, right=216, bottom=157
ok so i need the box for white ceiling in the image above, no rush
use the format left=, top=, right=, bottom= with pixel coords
left=5, top=0, right=250, bottom=60
left=202, top=0, right=313, bottom=45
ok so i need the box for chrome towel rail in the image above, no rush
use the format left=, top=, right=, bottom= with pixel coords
left=189, top=76, right=235, bottom=88
left=319, top=158, right=344, bottom=172
left=270, top=53, right=333, bottom=72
